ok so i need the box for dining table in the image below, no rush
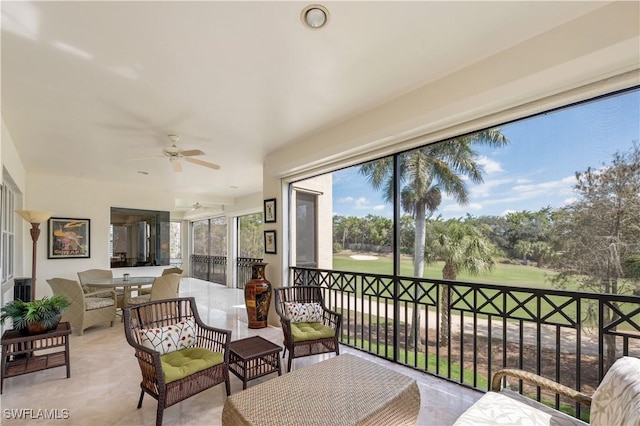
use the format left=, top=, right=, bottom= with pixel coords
left=86, top=276, right=156, bottom=305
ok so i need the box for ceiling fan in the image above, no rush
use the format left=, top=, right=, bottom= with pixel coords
left=130, top=135, right=220, bottom=172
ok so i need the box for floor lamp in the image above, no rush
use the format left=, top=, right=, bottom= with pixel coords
left=16, top=210, right=54, bottom=302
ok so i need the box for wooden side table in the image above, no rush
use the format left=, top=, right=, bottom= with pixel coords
left=1, top=322, right=71, bottom=394
left=228, top=335, right=282, bottom=389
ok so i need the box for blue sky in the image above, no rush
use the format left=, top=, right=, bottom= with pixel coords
left=333, top=89, right=639, bottom=219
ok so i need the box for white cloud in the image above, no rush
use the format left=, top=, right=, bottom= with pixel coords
left=337, top=196, right=354, bottom=204
left=373, top=204, right=386, bottom=211
left=476, top=156, right=503, bottom=174
left=442, top=202, right=483, bottom=213
left=354, top=197, right=368, bottom=208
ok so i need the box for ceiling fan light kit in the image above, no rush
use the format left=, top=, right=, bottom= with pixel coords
left=128, top=134, right=220, bottom=172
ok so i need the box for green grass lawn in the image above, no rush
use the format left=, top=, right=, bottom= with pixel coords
left=333, top=253, right=556, bottom=288
left=331, top=252, right=640, bottom=328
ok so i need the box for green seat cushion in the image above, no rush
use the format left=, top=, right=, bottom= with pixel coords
left=291, top=322, right=335, bottom=342
left=160, top=347, right=224, bottom=384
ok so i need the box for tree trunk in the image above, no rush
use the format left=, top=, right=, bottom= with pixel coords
left=408, top=202, right=427, bottom=350
left=439, top=261, right=456, bottom=346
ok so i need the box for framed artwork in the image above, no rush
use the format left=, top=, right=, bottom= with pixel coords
left=264, top=198, right=276, bottom=223
left=48, top=217, right=91, bottom=259
left=264, top=230, right=276, bottom=254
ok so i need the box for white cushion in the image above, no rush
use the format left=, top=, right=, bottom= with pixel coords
left=127, top=294, right=151, bottom=305
left=139, top=319, right=197, bottom=354
left=454, top=392, right=553, bottom=425
left=591, top=356, right=640, bottom=426
left=85, top=297, right=115, bottom=310
left=284, top=302, right=323, bottom=323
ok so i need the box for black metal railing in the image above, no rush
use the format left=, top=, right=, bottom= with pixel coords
left=291, top=266, right=640, bottom=421
left=191, top=255, right=227, bottom=284
left=191, top=255, right=263, bottom=288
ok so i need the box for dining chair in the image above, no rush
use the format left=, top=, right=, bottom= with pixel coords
left=126, top=273, right=181, bottom=306
left=77, top=269, right=125, bottom=309
left=138, top=267, right=184, bottom=296
left=162, top=267, right=183, bottom=276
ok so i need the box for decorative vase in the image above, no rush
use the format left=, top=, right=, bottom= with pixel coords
left=244, top=262, right=272, bottom=328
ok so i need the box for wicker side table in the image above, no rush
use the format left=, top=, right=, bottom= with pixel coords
left=228, top=335, right=282, bottom=389
left=1, top=322, right=71, bottom=394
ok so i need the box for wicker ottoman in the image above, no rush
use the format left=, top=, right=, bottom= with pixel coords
left=222, top=353, right=420, bottom=425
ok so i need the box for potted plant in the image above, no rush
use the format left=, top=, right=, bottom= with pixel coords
left=1, top=295, right=71, bottom=335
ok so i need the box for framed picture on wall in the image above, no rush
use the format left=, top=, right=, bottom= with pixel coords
left=48, top=217, right=91, bottom=259
left=264, top=198, right=276, bottom=223
left=264, top=230, right=276, bottom=254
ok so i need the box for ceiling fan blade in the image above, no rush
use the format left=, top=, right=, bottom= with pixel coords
left=185, top=157, right=220, bottom=170
left=180, top=149, right=205, bottom=157
left=171, top=160, right=183, bottom=172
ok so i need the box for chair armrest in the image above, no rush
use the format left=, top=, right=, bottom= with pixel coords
left=195, top=323, right=232, bottom=355
left=84, top=289, right=117, bottom=299
left=322, top=307, right=342, bottom=332
left=491, top=368, right=592, bottom=407
left=128, top=339, right=166, bottom=387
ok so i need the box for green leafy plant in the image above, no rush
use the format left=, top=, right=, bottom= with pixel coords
left=1, top=295, right=71, bottom=331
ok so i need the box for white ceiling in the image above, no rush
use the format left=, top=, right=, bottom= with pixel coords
left=1, top=1, right=614, bottom=211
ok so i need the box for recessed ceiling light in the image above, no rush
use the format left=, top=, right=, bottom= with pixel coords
left=301, top=4, right=329, bottom=29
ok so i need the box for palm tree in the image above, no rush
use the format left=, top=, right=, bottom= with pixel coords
left=359, top=129, right=508, bottom=347
left=430, top=220, right=496, bottom=345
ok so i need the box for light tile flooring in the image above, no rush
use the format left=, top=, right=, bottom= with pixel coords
left=1, top=278, right=482, bottom=425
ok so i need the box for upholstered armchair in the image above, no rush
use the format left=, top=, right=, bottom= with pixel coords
left=274, top=285, right=342, bottom=372
left=123, top=297, right=231, bottom=426
left=47, top=278, right=117, bottom=335
left=77, top=268, right=125, bottom=309
left=138, top=267, right=184, bottom=296
left=126, top=274, right=181, bottom=306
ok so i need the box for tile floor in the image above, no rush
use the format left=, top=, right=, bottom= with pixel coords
left=1, top=278, right=482, bottom=425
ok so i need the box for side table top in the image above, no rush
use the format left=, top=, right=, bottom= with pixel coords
left=229, top=335, right=281, bottom=359
left=2, top=322, right=71, bottom=342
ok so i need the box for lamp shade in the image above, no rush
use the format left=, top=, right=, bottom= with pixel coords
left=16, top=210, right=54, bottom=224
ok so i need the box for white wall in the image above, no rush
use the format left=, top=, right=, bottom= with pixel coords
left=27, top=172, right=176, bottom=297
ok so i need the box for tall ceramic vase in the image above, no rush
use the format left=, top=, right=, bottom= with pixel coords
left=244, top=262, right=272, bottom=328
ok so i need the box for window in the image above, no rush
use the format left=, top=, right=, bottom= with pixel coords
left=291, top=88, right=640, bottom=294
left=237, top=213, right=263, bottom=259
left=170, top=221, right=182, bottom=263
left=295, top=191, right=317, bottom=268
left=1, top=184, right=15, bottom=283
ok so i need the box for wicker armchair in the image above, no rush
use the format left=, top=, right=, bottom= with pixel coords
left=77, top=269, right=125, bottom=309
left=123, top=297, right=231, bottom=426
left=47, top=278, right=117, bottom=335
left=162, top=267, right=183, bottom=276
left=274, top=285, right=342, bottom=372
left=138, top=267, right=184, bottom=296
left=126, top=274, right=180, bottom=306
